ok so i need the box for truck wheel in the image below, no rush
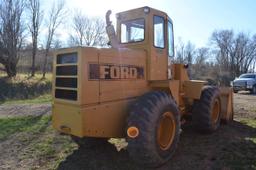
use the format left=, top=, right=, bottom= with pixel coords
left=233, top=89, right=238, bottom=93
left=192, top=86, right=221, bottom=133
left=71, top=136, right=109, bottom=148
left=126, top=91, right=180, bottom=167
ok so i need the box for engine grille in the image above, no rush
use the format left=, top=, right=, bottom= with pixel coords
left=233, top=80, right=246, bottom=87
left=55, top=53, right=78, bottom=101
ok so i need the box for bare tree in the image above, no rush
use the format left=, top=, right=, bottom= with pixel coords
left=175, top=39, right=195, bottom=64
left=191, top=47, right=209, bottom=79
left=184, top=41, right=195, bottom=64
left=211, top=30, right=256, bottom=81
left=175, top=38, right=185, bottom=63
left=195, top=47, right=209, bottom=66
left=27, top=0, right=43, bottom=76
left=68, top=11, right=108, bottom=47
left=0, top=0, right=25, bottom=77
left=42, top=0, right=66, bottom=78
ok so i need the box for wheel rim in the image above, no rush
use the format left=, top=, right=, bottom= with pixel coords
left=157, top=112, right=176, bottom=151
left=211, top=99, right=220, bottom=124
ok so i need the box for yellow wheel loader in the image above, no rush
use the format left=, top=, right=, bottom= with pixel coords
left=52, top=6, right=234, bottom=167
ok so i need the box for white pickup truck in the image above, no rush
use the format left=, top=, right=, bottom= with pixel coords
left=232, top=73, right=256, bottom=94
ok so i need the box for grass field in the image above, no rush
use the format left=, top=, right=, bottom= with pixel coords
left=0, top=114, right=77, bottom=170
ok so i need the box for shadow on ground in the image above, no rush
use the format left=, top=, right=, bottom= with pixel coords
left=57, top=121, right=256, bottom=170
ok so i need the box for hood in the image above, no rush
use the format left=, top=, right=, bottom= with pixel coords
left=234, top=78, right=254, bottom=82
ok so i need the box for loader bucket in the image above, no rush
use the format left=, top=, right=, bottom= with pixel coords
left=220, top=87, right=234, bottom=122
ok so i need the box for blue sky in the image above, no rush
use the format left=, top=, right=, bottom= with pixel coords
left=43, top=0, right=256, bottom=48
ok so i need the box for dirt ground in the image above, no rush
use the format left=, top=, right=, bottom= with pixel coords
left=0, top=92, right=255, bottom=170
left=0, top=103, right=51, bottom=118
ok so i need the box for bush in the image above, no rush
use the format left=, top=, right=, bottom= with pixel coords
left=0, top=75, right=52, bottom=102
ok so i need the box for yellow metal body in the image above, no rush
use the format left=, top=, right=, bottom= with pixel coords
left=52, top=7, right=233, bottom=138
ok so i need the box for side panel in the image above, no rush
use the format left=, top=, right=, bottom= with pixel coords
left=81, top=99, right=135, bottom=138
left=52, top=103, right=83, bottom=137
left=80, top=47, right=100, bottom=105
left=98, top=48, right=149, bottom=102
left=53, top=99, right=136, bottom=138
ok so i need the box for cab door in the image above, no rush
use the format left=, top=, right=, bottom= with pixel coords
left=149, top=14, right=168, bottom=80
left=167, top=19, right=174, bottom=79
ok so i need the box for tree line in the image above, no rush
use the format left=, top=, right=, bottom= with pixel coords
left=0, top=0, right=255, bottom=83
left=0, top=0, right=108, bottom=78
left=175, top=30, right=256, bottom=85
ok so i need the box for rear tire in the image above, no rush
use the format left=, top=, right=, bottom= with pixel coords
left=192, top=86, right=221, bottom=133
left=71, top=136, right=109, bottom=148
left=126, top=91, right=180, bottom=167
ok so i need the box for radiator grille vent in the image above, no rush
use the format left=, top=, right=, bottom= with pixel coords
left=55, top=78, right=77, bottom=88
left=55, top=52, right=78, bottom=101
left=56, top=66, right=77, bottom=75
left=55, top=89, right=77, bottom=101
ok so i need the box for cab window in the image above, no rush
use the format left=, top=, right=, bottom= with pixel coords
left=154, top=16, right=165, bottom=48
left=168, top=21, right=174, bottom=57
left=121, top=18, right=145, bottom=43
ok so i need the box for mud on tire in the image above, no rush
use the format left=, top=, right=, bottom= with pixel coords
left=126, top=91, right=180, bottom=167
left=192, top=86, right=221, bottom=133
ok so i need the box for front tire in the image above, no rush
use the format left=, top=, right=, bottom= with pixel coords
left=192, top=86, right=221, bottom=133
left=126, top=91, right=180, bottom=167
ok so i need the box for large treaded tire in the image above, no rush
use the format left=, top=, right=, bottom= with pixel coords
left=126, top=91, right=180, bottom=167
left=71, top=136, right=109, bottom=148
left=192, top=86, right=221, bottom=133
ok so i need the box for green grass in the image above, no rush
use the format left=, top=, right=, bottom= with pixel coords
left=241, top=118, right=256, bottom=128
left=0, top=114, right=77, bottom=169
left=218, top=118, right=256, bottom=170
left=0, top=115, right=51, bottom=140
left=2, top=94, right=52, bottom=105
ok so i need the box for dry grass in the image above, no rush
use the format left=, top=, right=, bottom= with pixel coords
left=0, top=73, right=52, bottom=104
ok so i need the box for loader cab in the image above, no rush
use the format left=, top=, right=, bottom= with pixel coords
left=116, top=6, right=174, bottom=80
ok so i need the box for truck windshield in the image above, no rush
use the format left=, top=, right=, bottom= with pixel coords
left=239, top=74, right=255, bottom=78
left=121, top=18, right=145, bottom=43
